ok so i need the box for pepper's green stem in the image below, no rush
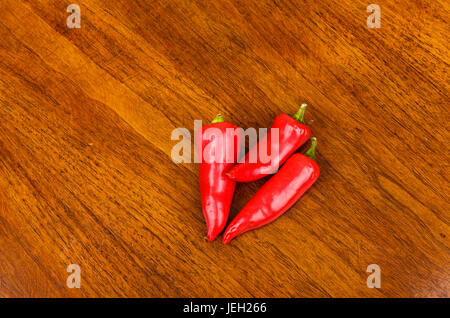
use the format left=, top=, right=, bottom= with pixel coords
left=292, top=103, right=307, bottom=124
left=211, top=114, right=225, bottom=123
left=304, top=137, right=317, bottom=161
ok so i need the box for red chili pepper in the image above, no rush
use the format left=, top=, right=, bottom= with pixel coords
left=197, top=114, right=241, bottom=241
left=227, top=104, right=311, bottom=182
left=222, top=138, right=319, bottom=244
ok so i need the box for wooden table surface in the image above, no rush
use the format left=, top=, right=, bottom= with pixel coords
left=0, top=0, right=448, bottom=297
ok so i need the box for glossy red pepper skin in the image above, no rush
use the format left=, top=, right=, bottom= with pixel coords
left=197, top=115, right=241, bottom=241
left=222, top=140, right=319, bottom=244
left=227, top=105, right=311, bottom=182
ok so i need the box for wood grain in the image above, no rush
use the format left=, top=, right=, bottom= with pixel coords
left=0, top=0, right=448, bottom=297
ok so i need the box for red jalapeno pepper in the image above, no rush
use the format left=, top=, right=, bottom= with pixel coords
left=222, top=138, right=319, bottom=244
left=227, top=104, right=311, bottom=182
left=197, top=114, right=241, bottom=241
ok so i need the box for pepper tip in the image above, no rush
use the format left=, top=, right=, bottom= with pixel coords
left=206, top=233, right=216, bottom=241
left=222, top=230, right=235, bottom=244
